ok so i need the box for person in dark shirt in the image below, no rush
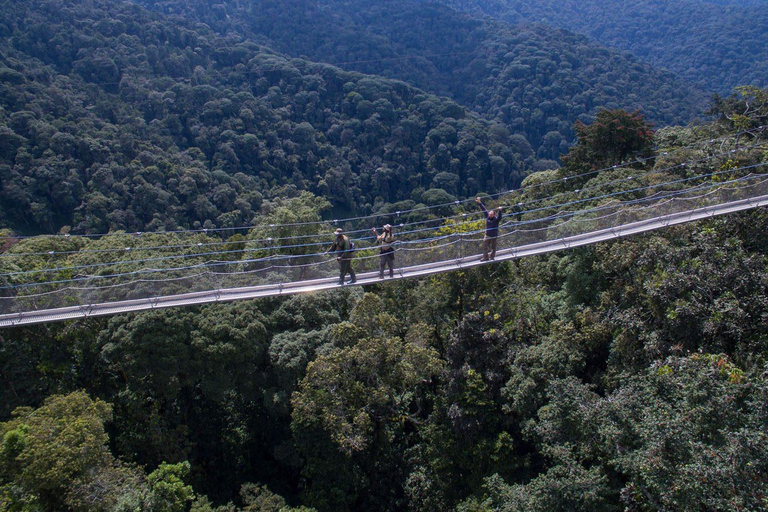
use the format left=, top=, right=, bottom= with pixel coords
left=327, top=228, right=356, bottom=285
left=476, top=197, right=503, bottom=261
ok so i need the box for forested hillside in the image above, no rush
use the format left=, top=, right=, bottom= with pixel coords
left=1, top=89, right=767, bottom=511
left=2, top=0, right=768, bottom=510
left=0, top=0, right=536, bottom=236
left=439, top=0, right=768, bottom=94
left=0, top=0, right=709, bottom=238
left=134, top=0, right=709, bottom=160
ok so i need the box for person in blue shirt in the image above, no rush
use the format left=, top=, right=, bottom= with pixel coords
left=476, top=197, right=503, bottom=261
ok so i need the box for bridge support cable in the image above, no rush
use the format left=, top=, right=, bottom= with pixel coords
left=2, top=184, right=768, bottom=327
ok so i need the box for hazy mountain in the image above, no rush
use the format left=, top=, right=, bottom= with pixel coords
left=134, top=0, right=710, bottom=155
left=437, top=0, right=768, bottom=94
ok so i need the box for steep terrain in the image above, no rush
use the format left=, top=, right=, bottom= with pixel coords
left=2, top=94, right=767, bottom=510
left=134, top=0, right=709, bottom=158
left=2, top=1, right=767, bottom=510
left=0, top=0, right=531, bottom=234
left=0, top=0, right=711, bottom=236
left=438, top=0, right=768, bottom=94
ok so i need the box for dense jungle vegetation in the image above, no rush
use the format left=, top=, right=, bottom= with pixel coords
left=2, top=0, right=768, bottom=510
left=0, top=0, right=710, bottom=236
left=134, top=0, right=709, bottom=159
left=0, top=0, right=519, bottom=235
left=2, top=87, right=767, bottom=510
left=439, top=0, right=768, bottom=94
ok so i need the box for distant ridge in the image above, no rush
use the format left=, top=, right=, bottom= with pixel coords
left=134, top=0, right=710, bottom=152
left=437, top=0, right=768, bottom=94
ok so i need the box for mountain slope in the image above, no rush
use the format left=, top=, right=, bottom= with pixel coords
left=0, top=0, right=532, bottom=234
left=437, top=0, right=768, bottom=94
left=134, top=0, right=710, bottom=158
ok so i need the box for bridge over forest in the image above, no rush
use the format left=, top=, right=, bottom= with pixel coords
left=1, top=131, right=767, bottom=327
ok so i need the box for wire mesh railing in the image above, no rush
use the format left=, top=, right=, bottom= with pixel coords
left=1, top=171, right=768, bottom=322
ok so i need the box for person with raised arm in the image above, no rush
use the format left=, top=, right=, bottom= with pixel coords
left=476, top=197, right=503, bottom=261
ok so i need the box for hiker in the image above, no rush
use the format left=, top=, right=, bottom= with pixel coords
left=476, top=197, right=503, bottom=261
left=372, top=223, right=395, bottom=279
left=327, top=228, right=356, bottom=285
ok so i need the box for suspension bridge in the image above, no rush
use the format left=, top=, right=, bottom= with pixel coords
left=1, top=134, right=767, bottom=327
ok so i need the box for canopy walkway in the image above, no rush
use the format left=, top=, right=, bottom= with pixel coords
left=1, top=135, right=767, bottom=327
left=1, top=190, right=767, bottom=327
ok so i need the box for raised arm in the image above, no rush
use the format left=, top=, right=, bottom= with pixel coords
left=476, top=197, right=489, bottom=217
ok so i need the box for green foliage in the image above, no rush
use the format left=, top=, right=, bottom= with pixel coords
left=98, top=303, right=274, bottom=502
left=561, top=109, right=655, bottom=174
left=101, top=303, right=269, bottom=402
left=709, top=85, right=768, bottom=131
left=604, top=357, right=768, bottom=510
left=1, top=392, right=111, bottom=501
left=0, top=0, right=541, bottom=235
left=291, top=335, right=443, bottom=508
left=239, top=483, right=288, bottom=511
left=0, top=391, right=154, bottom=511
left=292, top=336, right=443, bottom=456
left=0, top=0, right=711, bottom=235
left=66, top=460, right=155, bottom=512
left=190, top=495, right=238, bottom=511
left=148, top=461, right=195, bottom=512
left=466, top=354, right=768, bottom=511
left=470, top=464, right=616, bottom=512
left=237, top=482, right=314, bottom=511
left=245, top=192, right=332, bottom=258
left=136, top=0, right=705, bottom=165
left=1, top=1, right=767, bottom=509
left=442, top=0, right=768, bottom=95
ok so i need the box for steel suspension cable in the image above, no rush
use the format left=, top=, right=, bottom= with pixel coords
left=2, top=166, right=766, bottom=291
left=2, top=126, right=763, bottom=243
left=3, top=136, right=763, bottom=260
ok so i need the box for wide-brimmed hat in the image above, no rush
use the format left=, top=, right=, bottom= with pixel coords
left=334, top=228, right=343, bottom=235
left=384, top=224, right=392, bottom=230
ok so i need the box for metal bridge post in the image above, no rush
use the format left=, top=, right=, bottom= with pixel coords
left=457, top=233, right=463, bottom=267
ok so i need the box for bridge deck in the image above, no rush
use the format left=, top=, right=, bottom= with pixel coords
left=2, top=193, right=767, bottom=327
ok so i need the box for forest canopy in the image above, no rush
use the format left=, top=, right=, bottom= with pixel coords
left=439, top=0, right=768, bottom=94
left=2, top=0, right=768, bottom=510
left=2, top=87, right=767, bottom=510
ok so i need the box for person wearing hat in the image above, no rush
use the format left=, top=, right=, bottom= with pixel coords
left=372, top=223, right=396, bottom=279
left=476, top=197, right=503, bottom=261
left=327, top=228, right=356, bottom=285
